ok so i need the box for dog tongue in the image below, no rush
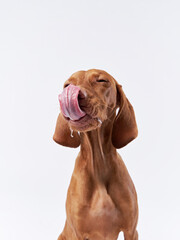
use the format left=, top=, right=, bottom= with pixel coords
left=58, top=84, right=86, bottom=121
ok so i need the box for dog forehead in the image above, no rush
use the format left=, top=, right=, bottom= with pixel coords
left=70, top=69, right=116, bottom=86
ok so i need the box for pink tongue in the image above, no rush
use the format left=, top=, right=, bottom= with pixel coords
left=58, top=84, right=86, bottom=121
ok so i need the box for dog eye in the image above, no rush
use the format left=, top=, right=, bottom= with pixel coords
left=96, top=79, right=108, bottom=83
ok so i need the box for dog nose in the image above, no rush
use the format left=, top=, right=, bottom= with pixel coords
left=78, top=89, right=86, bottom=100
left=78, top=89, right=87, bottom=111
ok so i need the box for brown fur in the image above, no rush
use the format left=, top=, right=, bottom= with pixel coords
left=53, top=69, right=138, bottom=240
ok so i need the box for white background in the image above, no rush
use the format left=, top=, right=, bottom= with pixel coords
left=0, top=0, right=180, bottom=239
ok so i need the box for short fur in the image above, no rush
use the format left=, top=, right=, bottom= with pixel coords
left=53, top=69, right=138, bottom=240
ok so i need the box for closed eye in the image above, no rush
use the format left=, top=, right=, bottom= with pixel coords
left=96, top=79, right=108, bottom=83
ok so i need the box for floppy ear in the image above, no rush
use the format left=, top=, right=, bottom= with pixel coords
left=53, top=113, right=80, bottom=148
left=112, top=84, right=138, bottom=149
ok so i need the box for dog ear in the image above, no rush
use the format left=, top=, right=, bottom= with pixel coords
left=53, top=113, right=80, bottom=148
left=112, top=84, right=138, bottom=149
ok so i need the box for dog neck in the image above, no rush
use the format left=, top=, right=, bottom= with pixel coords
left=79, top=113, right=117, bottom=181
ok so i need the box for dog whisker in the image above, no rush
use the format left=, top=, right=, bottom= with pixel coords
left=99, top=103, right=114, bottom=110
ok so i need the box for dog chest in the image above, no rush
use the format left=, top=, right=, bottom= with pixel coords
left=68, top=186, right=120, bottom=239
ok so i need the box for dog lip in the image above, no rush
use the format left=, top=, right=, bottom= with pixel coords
left=69, top=113, right=89, bottom=123
left=69, top=114, right=94, bottom=126
left=63, top=113, right=88, bottom=122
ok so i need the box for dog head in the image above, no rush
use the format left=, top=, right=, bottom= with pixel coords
left=53, top=69, right=138, bottom=148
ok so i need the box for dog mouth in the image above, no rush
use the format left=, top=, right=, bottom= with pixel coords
left=58, top=84, right=86, bottom=121
left=69, top=114, right=93, bottom=125
left=58, top=84, right=100, bottom=129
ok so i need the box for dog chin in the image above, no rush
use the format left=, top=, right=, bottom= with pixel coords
left=68, top=114, right=100, bottom=132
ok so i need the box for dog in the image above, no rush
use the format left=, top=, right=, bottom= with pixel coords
left=53, top=69, right=138, bottom=240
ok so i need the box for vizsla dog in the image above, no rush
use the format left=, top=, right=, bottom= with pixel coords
left=53, top=69, right=138, bottom=240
